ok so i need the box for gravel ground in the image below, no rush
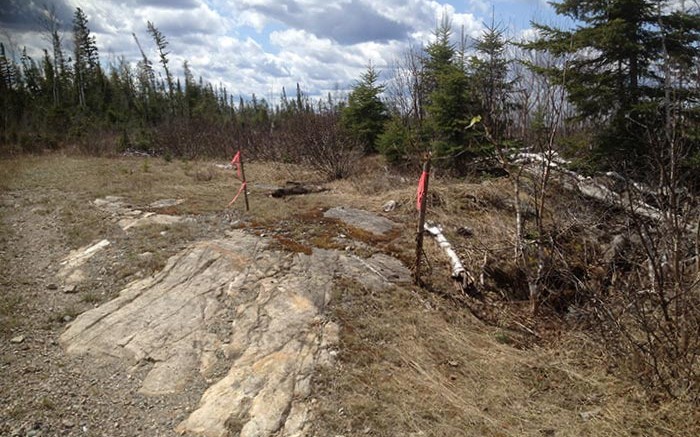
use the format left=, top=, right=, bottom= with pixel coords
left=0, top=189, right=236, bottom=437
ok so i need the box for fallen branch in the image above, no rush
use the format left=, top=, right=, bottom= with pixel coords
left=514, top=151, right=663, bottom=221
left=424, top=223, right=478, bottom=296
left=269, top=181, right=328, bottom=198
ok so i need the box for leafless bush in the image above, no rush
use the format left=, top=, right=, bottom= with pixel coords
left=270, top=112, right=361, bottom=179
left=592, top=219, right=700, bottom=401
left=150, top=113, right=360, bottom=180
left=590, top=121, right=700, bottom=401
left=153, top=118, right=234, bottom=159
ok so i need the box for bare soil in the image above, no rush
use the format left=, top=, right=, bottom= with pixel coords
left=1, top=154, right=697, bottom=436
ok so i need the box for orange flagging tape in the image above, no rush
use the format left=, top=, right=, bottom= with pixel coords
left=416, top=171, right=428, bottom=211
left=231, top=151, right=242, bottom=180
left=228, top=181, right=247, bottom=207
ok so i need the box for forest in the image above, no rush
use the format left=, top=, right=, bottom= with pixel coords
left=2, top=0, right=700, bottom=405
left=0, top=2, right=698, bottom=183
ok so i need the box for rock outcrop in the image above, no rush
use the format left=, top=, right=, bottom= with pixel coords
left=323, top=206, right=397, bottom=236
left=94, top=196, right=187, bottom=230
left=60, top=230, right=409, bottom=437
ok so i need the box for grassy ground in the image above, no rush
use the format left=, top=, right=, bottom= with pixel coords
left=1, top=153, right=697, bottom=436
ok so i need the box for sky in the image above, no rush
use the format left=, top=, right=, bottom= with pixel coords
left=0, top=0, right=563, bottom=101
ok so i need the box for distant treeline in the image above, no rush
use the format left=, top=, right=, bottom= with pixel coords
left=1, top=2, right=699, bottom=186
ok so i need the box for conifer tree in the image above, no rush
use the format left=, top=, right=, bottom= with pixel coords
left=73, top=7, right=100, bottom=109
left=341, top=63, right=388, bottom=153
left=39, top=4, right=68, bottom=107
left=147, top=21, right=174, bottom=110
left=423, top=17, right=478, bottom=167
left=470, top=20, right=513, bottom=141
left=524, top=0, right=700, bottom=169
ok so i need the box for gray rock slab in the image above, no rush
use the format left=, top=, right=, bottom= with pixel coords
left=117, top=213, right=184, bottom=230
left=94, top=196, right=185, bottom=231
left=323, top=206, right=397, bottom=237
left=60, top=230, right=410, bottom=437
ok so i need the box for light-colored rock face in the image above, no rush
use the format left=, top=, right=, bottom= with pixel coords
left=57, top=239, right=111, bottom=285
left=94, top=196, right=187, bottom=230
left=60, top=230, right=410, bottom=437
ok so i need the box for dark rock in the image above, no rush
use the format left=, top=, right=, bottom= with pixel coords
left=457, top=226, right=474, bottom=237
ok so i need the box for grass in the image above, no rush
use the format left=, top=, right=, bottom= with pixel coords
left=314, top=281, right=700, bottom=436
left=80, top=291, right=102, bottom=305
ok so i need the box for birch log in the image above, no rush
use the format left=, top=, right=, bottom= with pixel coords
left=424, top=223, right=477, bottom=295
left=515, top=152, right=663, bottom=221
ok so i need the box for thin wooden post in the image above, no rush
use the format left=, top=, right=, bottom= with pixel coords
left=238, top=152, right=250, bottom=212
left=414, top=153, right=431, bottom=284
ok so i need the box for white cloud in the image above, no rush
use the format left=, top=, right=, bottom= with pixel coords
left=1, top=0, right=561, bottom=100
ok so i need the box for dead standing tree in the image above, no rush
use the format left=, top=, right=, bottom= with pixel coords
left=488, top=50, right=570, bottom=315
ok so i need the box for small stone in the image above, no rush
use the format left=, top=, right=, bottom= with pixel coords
left=47, top=283, right=58, bottom=290
left=382, top=200, right=397, bottom=212
left=61, top=419, right=75, bottom=428
left=448, top=360, right=459, bottom=367
left=579, top=408, right=601, bottom=421
left=62, top=285, right=77, bottom=294
left=10, top=335, right=25, bottom=344
left=457, top=226, right=474, bottom=237
left=63, top=315, right=72, bottom=323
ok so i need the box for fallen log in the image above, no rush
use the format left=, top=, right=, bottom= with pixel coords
left=424, top=223, right=478, bottom=296
left=270, top=181, right=328, bottom=198
left=514, top=151, right=663, bottom=221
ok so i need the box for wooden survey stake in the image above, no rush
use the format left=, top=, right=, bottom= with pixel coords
left=228, top=150, right=250, bottom=211
left=414, top=153, right=431, bottom=284
left=238, top=153, right=250, bottom=212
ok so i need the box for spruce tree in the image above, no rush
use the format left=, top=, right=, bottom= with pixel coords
left=73, top=7, right=100, bottom=109
left=423, top=18, right=478, bottom=169
left=470, top=20, right=513, bottom=141
left=147, top=22, right=174, bottom=112
left=524, top=0, right=700, bottom=170
left=341, top=63, right=388, bottom=153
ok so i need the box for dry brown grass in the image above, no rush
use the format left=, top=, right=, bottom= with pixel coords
left=314, top=280, right=699, bottom=436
